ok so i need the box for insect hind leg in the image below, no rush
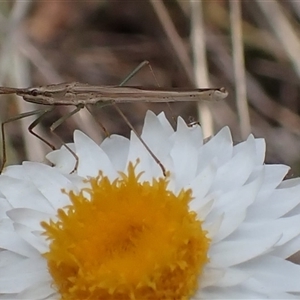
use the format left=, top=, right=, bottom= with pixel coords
left=49, top=104, right=84, bottom=173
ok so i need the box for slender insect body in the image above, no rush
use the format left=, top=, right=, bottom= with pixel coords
left=0, top=61, right=228, bottom=174
left=0, top=83, right=228, bottom=106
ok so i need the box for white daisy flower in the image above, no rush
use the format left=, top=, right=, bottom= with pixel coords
left=1, top=110, right=300, bottom=299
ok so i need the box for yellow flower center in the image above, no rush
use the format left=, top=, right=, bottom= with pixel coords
left=41, top=163, right=210, bottom=300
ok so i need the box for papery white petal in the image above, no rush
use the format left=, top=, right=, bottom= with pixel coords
left=127, top=131, right=163, bottom=181
left=0, top=229, right=39, bottom=257
left=0, top=258, right=48, bottom=293
left=100, top=134, right=129, bottom=171
left=23, top=162, right=73, bottom=211
left=0, top=176, right=54, bottom=213
left=199, top=127, right=233, bottom=170
left=198, top=285, right=266, bottom=299
left=1, top=111, right=300, bottom=299
left=212, top=136, right=257, bottom=192
left=157, top=111, right=174, bottom=136
left=17, top=281, right=55, bottom=300
left=209, top=234, right=281, bottom=267
left=188, top=164, right=215, bottom=202
left=254, top=164, right=290, bottom=203
left=141, top=110, right=173, bottom=158
left=74, top=130, right=118, bottom=179
left=46, top=143, right=76, bottom=174
left=241, top=256, right=300, bottom=292
left=7, top=208, right=57, bottom=229
left=272, top=235, right=300, bottom=258
left=0, top=250, right=24, bottom=268
left=170, top=118, right=201, bottom=188
left=213, top=267, right=250, bottom=287
left=14, top=223, right=48, bottom=253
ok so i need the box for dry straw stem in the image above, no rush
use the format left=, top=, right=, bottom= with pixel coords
left=256, top=0, right=300, bottom=79
left=190, top=0, right=214, bottom=138
left=0, top=1, right=102, bottom=168
left=207, top=28, right=300, bottom=136
left=11, top=32, right=103, bottom=146
left=149, top=0, right=194, bottom=84
left=0, top=0, right=45, bottom=164
left=206, top=2, right=287, bottom=61
left=229, top=0, right=251, bottom=139
left=150, top=0, right=225, bottom=137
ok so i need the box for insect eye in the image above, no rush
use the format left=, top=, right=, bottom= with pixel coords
left=29, top=89, right=39, bottom=96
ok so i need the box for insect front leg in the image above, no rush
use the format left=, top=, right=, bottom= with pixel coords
left=1, top=107, right=54, bottom=173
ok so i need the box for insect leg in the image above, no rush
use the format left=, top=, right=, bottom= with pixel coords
left=1, top=108, right=53, bottom=173
left=118, top=61, right=169, bottom=176
left=118, top=61, right=156, bottom=86
left=85, top=104, right=111, bottom=137
left=120, top=60, right=175, bottom=125
left=49, top=104, right=84, bottom=172
left=111, top=101, right=166, bottom=177
left=28, top=107, right=56, bottom=150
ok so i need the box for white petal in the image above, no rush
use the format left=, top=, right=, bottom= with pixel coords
left=212, top=267, right=250, bottom=287
left=236, top=215, right=300, bottom=247
left=100, top=134, right=129, bottom=171
left=14, top=223, right=48, bottom=253
left=1, top=113, right=300, bottom=299
left=17, top=281, right=55, bottom=300
left=0, top=176, right=54, bottom=214
left=74, top=130, right=118, bottom=179
left=141, top=110, right=173, bottom=158
left=127, top=131, right=163, bottom=180
left=250, top=184, right=300, bottom=220
left=212, top=136, right=257, bottom=192
left=0, top=228, right=39, bottom=257
left=188, top=164, right=216, bottom=202
left=203, top=213, right=223, bottom=239
left=46, top=143, right=76, bottom=174
left=199, top=267, right=225, bottom=288
left=169, top=117, right=203, bottom=187
left=211, top=176, right=262, bottom=242
left=2, top=165, right=30, bottom=180
left=198, top=285, right=266, bottom=299
left=194, top=193, right=216, bottom=220
left=0, top=250, right=24, bottom=268
left=209, top=234, right=281, bottom=268
left=271, top=235, right=300, bottom=258
left=157, top=111, right=174, bottom=136
left=234, top=136, right=266, bottom=165
left=240, top=256, right=300, bottom=292
left=0, top=258, right=49, bottom=293
left=0, top=197, right=12, bottom=219
left=198, top=127, right=233, bottom=171
left=7, top=208, right=54, bottom=229
left=254, top=164, right=290, bottom=203
left=23, top=163, right=73, bottom=211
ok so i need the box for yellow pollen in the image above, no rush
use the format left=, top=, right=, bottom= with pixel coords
left=41, top=163, right=210, bottom=300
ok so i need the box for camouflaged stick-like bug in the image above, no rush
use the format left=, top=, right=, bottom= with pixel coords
left=0, top=61, right=228, bottom=175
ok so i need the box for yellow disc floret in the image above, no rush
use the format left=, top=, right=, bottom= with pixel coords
left=41, top=162, right=210, bottom=300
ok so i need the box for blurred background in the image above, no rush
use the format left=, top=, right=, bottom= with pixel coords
left=1, top=0, right=300, bottom=176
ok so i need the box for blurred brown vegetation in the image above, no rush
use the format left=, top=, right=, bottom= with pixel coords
left=1, top=0, right=300, bottom=176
